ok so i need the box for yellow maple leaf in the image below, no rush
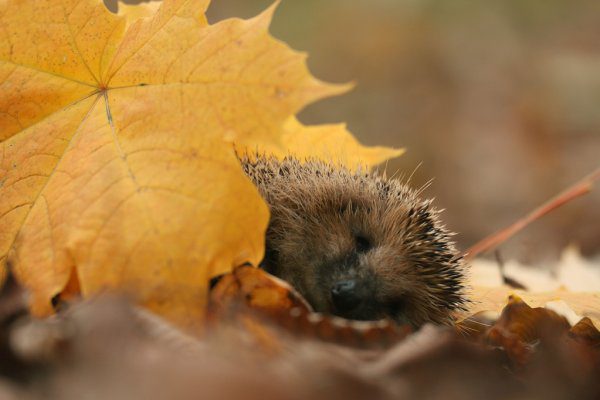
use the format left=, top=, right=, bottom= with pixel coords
left=0, top=0, right=401, bottom=330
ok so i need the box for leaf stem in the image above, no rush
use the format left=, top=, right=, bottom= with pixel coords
left=465, top=167, right=600, bottom=260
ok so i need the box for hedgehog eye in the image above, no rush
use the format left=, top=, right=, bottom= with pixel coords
left=355, top=235, right=371, bottom=253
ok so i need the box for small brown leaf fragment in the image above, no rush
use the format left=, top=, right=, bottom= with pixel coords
left=569, top=317, right=600, bottom=347
left=208, top=264, right=312, bottom=321
left=490, top=295, right=570, bottom=342
left=486, top=295, right=571, bottom=366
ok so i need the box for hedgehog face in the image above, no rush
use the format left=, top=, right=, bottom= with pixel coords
left=262, top=193, right=465, bottom=327
left=242, top=155, right=467, bottom=327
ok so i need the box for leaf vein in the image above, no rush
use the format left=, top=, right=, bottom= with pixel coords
left=0, top=202, right=32, bottom=221
left=61, top=1, right=100, bottom=85
left=0, top=95, right=101, bottom=263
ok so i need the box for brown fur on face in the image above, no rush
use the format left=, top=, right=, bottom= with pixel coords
left=240, top=154, right=467, bottom=327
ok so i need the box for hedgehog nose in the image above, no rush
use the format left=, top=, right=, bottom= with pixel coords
left=331, top=280, right=361, bottom=312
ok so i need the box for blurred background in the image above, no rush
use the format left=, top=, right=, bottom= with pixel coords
left=107, top=0, right=600, bottom=265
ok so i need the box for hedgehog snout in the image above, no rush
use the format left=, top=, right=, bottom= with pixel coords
left=330, top=276, right=376, bottom=316
left=331, top=279, right=360, bottom=312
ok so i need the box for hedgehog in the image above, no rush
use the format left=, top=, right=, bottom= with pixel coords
left=239, top=154, right=467, bottom=327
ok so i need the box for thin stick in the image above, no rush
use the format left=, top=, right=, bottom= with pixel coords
left=465, top=167, right=600, bottom=260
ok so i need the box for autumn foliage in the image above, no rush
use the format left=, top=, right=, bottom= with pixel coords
left=0, top=0, right=401, bottom=330
left=1, top=1, right=599, bottom=399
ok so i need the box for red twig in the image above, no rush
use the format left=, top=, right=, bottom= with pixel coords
left=465, top=167, right=600, bottom=260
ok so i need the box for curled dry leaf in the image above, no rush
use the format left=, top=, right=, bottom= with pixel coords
left=467, top=284, right=600, bottom=328
left=485, top=295, right=570, bottom=366
left=569, top=317, right=600, bottom=348
left=488, top=295, right=571, bottom=343
left=208, top=264, right=312, bottom=320
left=209, top=265, right=411, bottom=349
left=457, top=295, right=600, bottom=371
left=0, top=0, right=402, bottom=331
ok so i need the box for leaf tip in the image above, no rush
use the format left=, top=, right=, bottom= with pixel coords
left=388, top=147, right=406, bottom=159
left=254, top=0, right=281, bottom=29
left=308, top=79, right=355, bottom=104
